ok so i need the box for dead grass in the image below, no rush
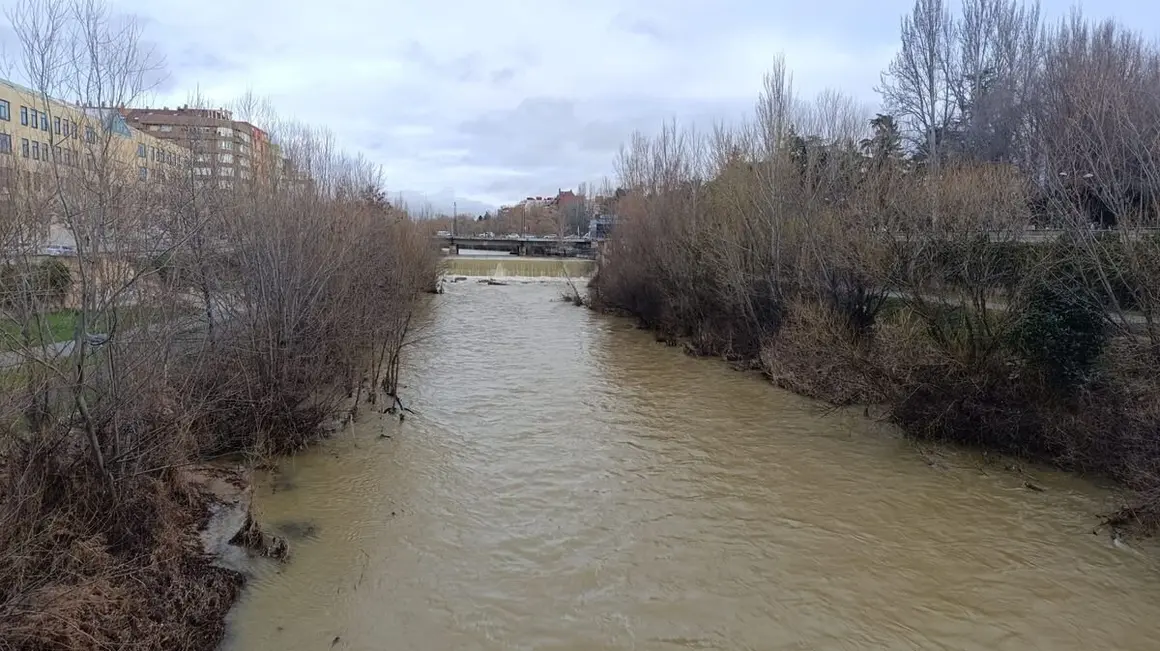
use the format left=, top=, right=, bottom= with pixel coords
left=760, top=302, right=885, bottom=405
left=0, top=447, right=243, bottom=651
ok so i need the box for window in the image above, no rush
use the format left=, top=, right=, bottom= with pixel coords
left=240, top=169, right=251, bottom=180
left=0, top=133, right=10, bottom=154
left=239, top=156, right=250, bottom=167
left=148, top=124, right=159, bottom=131
left=29, top=109, right=36, bottom=128
left=21, top=138, right=28, bottom=158
left=137, top=143, right=146, bottom=158
left=138, top=166, right=147, bottom=180
left=194, top=166, right=211, bottom=176
left=40, top=113, right=47, bottom=131
left=43, top=142, right=48, bottom=158
left=31, top=141, right=39, bottom=160
left=0, top=100, right=8, bottom=121
left=219, top=166, right=234, bottom=177
left=219, top=140, right=233, bottom=150
left=218, top=153, right=233, bottom=164
left=160, top=125, right=172, bottom=132
left=61, top=120, right=68, bottom=136
left=216, top=126, right=232, bottom=137
left=20, top=106, right=27, bottom=126
left=150, top=146, right=156, bottom=161
left=195, top=153, right=209, bottom=163
left=218, top=179, right=233, bottom=189
left=54, top=116, right=60, bottom=134
left=85, top=126, right=96, bottom=143
left=71, top=121, right=77, bottom=139
left=54, top=146, right=61, bottom=162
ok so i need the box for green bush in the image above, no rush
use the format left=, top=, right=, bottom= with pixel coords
left=1012, top=283, right=1107, bottom=392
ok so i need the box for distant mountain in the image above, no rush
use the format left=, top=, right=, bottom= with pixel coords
left=389, top=190, right=496, bottom=218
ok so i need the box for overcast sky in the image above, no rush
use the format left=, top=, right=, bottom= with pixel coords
left=11, top=1, right=1158, bottom=212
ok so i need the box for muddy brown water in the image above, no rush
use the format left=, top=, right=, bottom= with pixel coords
left=225, top=275, right=1160, bottom=650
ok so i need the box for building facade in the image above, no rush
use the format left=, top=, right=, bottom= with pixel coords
left=0, top=79, right=185, bottom=195
left=0, top=78, right=193, bottom=252
left=121, top=107, right=275, bottom=189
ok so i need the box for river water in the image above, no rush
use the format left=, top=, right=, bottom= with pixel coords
left=225, top=269, right=1160, bottom=650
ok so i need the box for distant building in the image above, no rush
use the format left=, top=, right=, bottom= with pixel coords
left=515, top=189, right=587, bottom=211
left=120, top=106, right=273, bottom=188
left=555, top=189, right=582, bottom=212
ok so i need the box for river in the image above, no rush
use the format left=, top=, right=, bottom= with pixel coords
left=224, top=268, right=1160, bottom=650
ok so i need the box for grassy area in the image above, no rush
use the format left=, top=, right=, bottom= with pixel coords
left=0, top=309, right=78, bottom=351
left=0, top=305, right=177, bottom=352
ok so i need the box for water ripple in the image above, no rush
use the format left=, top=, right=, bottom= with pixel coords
left=227, top=281, right=1160, bottom=651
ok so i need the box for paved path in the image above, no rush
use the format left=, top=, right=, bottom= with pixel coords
left=0, top=340, right=75, bottom=370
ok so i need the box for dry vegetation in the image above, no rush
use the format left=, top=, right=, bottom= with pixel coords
left=591, top=0, right=1160, bottom=531
left=0, top=1, right=438, bottom=648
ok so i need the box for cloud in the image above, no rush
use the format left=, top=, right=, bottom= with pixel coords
left=53, top=0, right=1160, bottom=210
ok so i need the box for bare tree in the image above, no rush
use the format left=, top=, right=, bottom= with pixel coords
left=879, top=0, right=956, bottom=169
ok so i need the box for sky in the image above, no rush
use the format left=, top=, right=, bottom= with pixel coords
left=5, top=0, right=1158, bottom=213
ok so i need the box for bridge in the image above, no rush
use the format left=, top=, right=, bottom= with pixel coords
left=436, top=234, right=597, bottom=258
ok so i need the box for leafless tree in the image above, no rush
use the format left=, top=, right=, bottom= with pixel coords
left=879, top=0, right=956, bottom=169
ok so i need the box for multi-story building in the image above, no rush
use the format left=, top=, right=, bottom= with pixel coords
left=0, top=76, right=190, bottom=214
left=0, top=78, right=186, bottom=195
left=120, top=107, right=276, bottom=188
left=0, top=78, right=191, bottom=252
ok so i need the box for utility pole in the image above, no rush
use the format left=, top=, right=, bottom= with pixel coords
left=452, top=201, right=457, bottom=236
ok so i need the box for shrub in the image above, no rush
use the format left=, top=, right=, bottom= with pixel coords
left=1011, top=283, right=1108, bottom=392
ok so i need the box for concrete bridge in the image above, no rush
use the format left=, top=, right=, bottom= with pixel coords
left=437, top=234, right=597, bottom=258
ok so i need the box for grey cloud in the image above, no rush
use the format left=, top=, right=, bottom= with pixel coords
left=447, top=94, right=752, bottom=197
left=402, top=41, right=482, bottom=83
left=84, top=0, right=1160, bottom=210
left=489, top=67, right=517, bottom=85
left=482, top=177, right=538, bottom=197
left=173, top=48, right=238, bottom=74
left=624, top=18, right=666, bottom=41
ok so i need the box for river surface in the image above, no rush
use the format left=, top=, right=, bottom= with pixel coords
left=225, top=273, right=1160, bottom=650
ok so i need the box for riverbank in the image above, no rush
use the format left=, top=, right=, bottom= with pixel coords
left=0, top=231, right=438, bottom=649
left=587, top=271, right=1160, bottom=533
left=0, top=373, right=416, bottom=650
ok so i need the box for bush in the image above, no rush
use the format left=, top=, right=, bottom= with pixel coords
left=1012, top=283, right=1108, bottom=392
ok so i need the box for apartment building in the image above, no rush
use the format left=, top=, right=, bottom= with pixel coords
left=516, top=190, right=583, bottom=211
left=121, top=107, right=278, bottom=188
left=0, top=78, right=188, bottom=195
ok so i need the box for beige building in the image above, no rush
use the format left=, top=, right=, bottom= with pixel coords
left=0, top=78, right=188, bottom=193
left=0, top=78, right=190, bottom=249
